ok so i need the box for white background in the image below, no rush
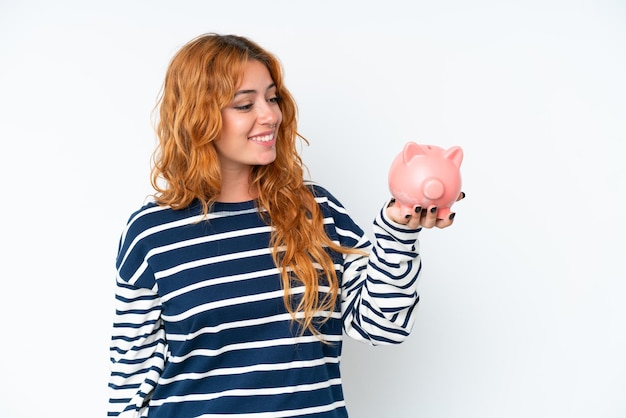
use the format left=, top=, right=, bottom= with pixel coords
left=1, top=1, right=625, bottom=417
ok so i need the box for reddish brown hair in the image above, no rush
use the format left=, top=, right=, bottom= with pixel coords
left=151, top=33, right=357, bottom=336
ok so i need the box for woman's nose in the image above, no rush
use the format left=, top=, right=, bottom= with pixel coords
left=257, top=101, right=281, bottom=126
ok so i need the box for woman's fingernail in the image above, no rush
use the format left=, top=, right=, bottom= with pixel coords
left=461, top=192, right=466, bottom=199
left=414, top=206, right=422, bottom=213
left=430, top=207, right=437, bottom=214
left=405, top=214, right=411, bottom=219
left=449, top=212, right=456, bottom=220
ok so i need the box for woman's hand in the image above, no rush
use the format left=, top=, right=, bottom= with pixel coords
left=386, top=192, right=465, bottom=229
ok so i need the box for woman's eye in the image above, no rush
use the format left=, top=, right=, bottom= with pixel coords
left=234, top=103, right=253, bottom=111
left=268, top=95, right=281, bottom=104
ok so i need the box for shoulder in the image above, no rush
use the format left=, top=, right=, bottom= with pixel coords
left=115, top=200, right=209, bottom=274
left=304, top=181, right=366, bottom=245
left=304, top=181, right=343, bottom=208
left=118, top=200, right=203, bottom=250
left=122, top=201, right=172, bottom=237
left=304, top=181, right=356, bottom=224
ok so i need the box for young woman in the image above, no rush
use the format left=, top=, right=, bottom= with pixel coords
left=108, top=33, right=461, bottom=418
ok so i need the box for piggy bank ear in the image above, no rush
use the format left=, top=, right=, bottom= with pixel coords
left=402, top=142, right=426, bottom=164
left=444, top=146, right=464, bottom=167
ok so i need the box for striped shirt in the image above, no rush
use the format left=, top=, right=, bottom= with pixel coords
left=108, top=184, right=422, bottom=417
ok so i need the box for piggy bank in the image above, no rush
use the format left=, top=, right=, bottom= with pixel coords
left=388, top=142, right=463, bottom=219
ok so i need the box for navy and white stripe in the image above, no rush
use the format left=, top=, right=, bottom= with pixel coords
left=108, top=184, right=421, bottom=417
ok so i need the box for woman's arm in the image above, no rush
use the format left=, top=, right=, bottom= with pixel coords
left=339, top=203, right=423, bottom=345
left=108, top=277, right=167, bottom=417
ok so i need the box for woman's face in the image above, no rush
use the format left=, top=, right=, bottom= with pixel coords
left=217, top=59, right=282, bottom=173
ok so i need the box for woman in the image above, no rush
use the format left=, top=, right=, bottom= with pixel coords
left=108, top=33, right=461, bottom=418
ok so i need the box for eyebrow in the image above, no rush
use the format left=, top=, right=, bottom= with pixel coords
left=233, top=83, right=277, bottom=97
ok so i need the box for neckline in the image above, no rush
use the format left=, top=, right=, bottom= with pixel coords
left=211, top=200, right=256, bottom=211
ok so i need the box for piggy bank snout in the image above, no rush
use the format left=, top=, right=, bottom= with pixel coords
left=423, top=177, right=444, bottom=200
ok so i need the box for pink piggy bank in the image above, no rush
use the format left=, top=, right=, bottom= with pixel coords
left=388, top=142, right=463, bottom=220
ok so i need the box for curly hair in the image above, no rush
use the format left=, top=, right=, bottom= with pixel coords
left=151, top=33, right=357, bottom=337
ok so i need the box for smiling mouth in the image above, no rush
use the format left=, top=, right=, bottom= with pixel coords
left=249, top=133, right=275, bottom=143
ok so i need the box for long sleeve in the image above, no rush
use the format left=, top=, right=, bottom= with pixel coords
left=311, top=187, right=422, bottom=346
left=340, top=205, right=422, bottom=345
left=108, top=276, right=167, bottom=417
